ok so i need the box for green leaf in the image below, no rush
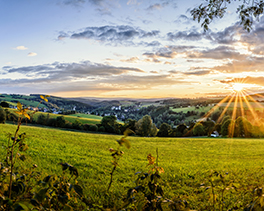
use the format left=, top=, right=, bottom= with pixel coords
left=19, top=154, right=26, bottom=161
left=14, top=203, right=29, bottom=211
left=73, top=184, right=83, bottom=197
left=62, top=204, right=73, bottom=211
left=58, top=195, right=69, bottom=205
left=34, top=188, right=48, bottom=203
left=30, top=199, right=40, bottom=207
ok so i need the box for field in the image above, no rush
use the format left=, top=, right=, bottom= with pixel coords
left=1, top=123, right=264, bottom=209
left=7, top=108, right=102, bottom=125
left=0, top=95, right=47, bottom=108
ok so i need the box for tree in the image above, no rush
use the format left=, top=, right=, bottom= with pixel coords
left=56, top=116, right=66, bottom=128
left=221, top=119, right=232, bottom=137
left=101, top=115, right=117, bottom=134
left=157, top=123, right=171, bottom=137
left=135, top=115, right=156, bottom=137
left=234, top=116, right=252, bottom=137
left=0, top=108, right=6, bottom=123
left=193, top=122, right=205, bottom=136
left=0, top=101, right=9, bottom=108
left=37, top=114, right=46, bottom=125
left=191, top=0, right=264, bottom=32
left=172, top=123, right=188, bottom=137
left=124, top=118, right=137, bottom=132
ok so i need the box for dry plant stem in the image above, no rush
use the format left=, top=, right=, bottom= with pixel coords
left=210, top=180, right=216, bottom=211
left=8, top=120, right=22, bottom=199
left=107, top=165, right=117, bottom=192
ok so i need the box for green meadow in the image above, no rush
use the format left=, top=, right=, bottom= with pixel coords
left=1, top=123, right=264, bottom=209
left=8, top=108, right=102, bottom=125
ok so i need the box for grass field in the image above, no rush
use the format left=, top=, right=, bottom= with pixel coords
left=1, top=124, right=264, bottom=209
left=0, top=96, right=47, bottom=108
left=8, top=108, right=102, bottom=125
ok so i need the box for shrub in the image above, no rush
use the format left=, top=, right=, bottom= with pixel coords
left=193, top=122, right=205, bottom=136
left=37, top=113, right=46, bottom=125
left=0, top=108, right=6, bottom=123
left=157, top=123, right=171, bottom=137
left=89, top=125, right=98, bottom=132
left=47, top=118, right=57, bottom=127
left=72, top=119, right=83, bottom=130
left=83, top=124, right=90, bottom=131
left=98, top=125, right=105, bottom=132
left=56, top=116, right=66, bottom=128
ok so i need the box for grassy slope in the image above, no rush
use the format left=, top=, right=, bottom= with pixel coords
left=1, top=124, right=264, bottom=208
left=0, top=96, right=47, bottom=108
left=8, top=108, right=101, bottom=125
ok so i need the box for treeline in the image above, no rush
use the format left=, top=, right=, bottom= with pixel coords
left=1, top=105, right=264, bottom=138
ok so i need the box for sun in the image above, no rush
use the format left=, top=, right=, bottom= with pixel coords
left=232, top=83, right=246, bottom=92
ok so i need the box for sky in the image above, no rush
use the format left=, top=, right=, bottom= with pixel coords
left=1, top=0, right=264, bottom=99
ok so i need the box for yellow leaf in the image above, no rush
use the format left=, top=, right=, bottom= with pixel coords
left=17, top=102, right=22, bottom=110
left=260, top=196, right=264, bottom=207
left=44, top=95, right=50, bottom=98
left=123, top=128, right=134, bottom=137
left=40, top=95, right=44, bottom=100
left=15, top=111, right=22, bottom=115
left=121, top=137, right=131, bottom=149
left=44, top=98, right=48, bottom=102
left=23, top=113, right=30, bottom=120
left=147, top=154, right=155, bottom=165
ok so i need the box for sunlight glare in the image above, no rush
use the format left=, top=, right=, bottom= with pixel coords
left=232, top=83, right=246, bottom=92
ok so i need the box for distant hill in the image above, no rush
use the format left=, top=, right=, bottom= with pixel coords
left=0, top=94, right=94, bottom=111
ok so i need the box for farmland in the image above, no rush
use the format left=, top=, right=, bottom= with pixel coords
left=1, top=123, right=264, bottom=209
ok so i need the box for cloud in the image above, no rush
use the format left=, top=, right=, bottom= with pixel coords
left=187, top=46, right=245, bottom=60
left=62, top=0, right=85, bottom=5
left=147, top=3, right=163, bottom=10
left=4, top=61, right=143, bottom=78
left=167, top=30, right=205, bottom=41
left=174, top=15, right=191, bottom=24
left=120, top=57, right=139, bottom=63
left=1, top=61, right=190, bottom=95
left=15, top=46, right=28, bottom=50
left=146, top=1, right=176, bottom=10
left=28, top=52, right=37, bottom=57
left=209, top=23, right=242, bottom=45
left=210, top=56, right=264, bottom=73
left=59, top=25, right=160, bottom=45
left=142, top=45, right=196, bottom=61
left=61, top=0, right=112, bottom=15
left=183, top=70, right=211, bottom=75
left=219, top=76, right=264, bottom=87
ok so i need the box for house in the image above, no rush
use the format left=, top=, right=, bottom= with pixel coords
left=211, top=131, right=219, bottom=137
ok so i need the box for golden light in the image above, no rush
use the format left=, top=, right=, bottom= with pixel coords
left=232, top=83, right=246, bottom=92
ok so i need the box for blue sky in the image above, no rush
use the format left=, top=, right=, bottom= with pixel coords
left=1, top=0, right=264, bottom=98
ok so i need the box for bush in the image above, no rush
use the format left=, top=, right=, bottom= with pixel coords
left=221, top=119, right=232, bottom=137
left=157, top=123, right=171, bottom=137
left=0, top=101, right=9, bottom=108
left=47, top=118, right=57, bottom=127
left=83, top=124, right=90, bottom=131
left=72, top=119, right=82, bottom=130
left=37, top=114, right=47, bottom=125
left=0, top=108, right=6, bottom=123
left=89, top=125, right=98, bottom=132
left=7, top=112, right=18, bottom=122
left=56, top=116, right=66, bottom=128
left=98, top=126, right=105, bottom=132
left=193, top=122, right=205, bottom=136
